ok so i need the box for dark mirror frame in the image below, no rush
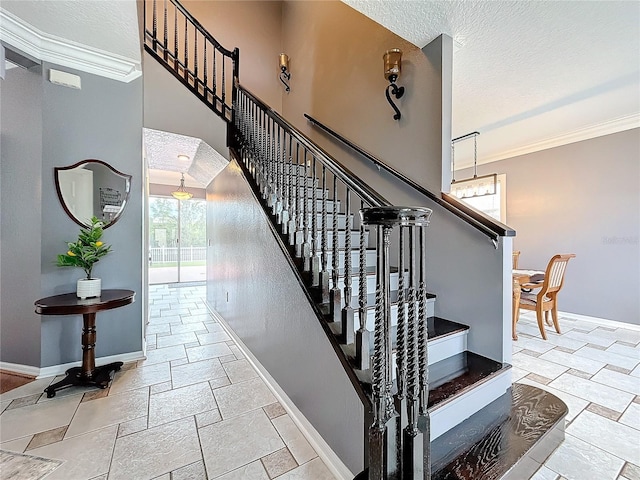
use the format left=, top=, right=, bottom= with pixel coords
left=54, top=159, right=132, bottom=229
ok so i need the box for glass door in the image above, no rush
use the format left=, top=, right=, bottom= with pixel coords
left=149, top=196, right=206, bottom=284
left=149, top=196, right=179, bottom=284
left=178, top=198, right=206, bottom=283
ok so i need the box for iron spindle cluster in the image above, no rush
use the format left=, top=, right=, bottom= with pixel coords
left=361, top=207, right=433, bottom=480
left=144, top=0, right=238, bottom=121
left=147, top=2, right=436, bottom=474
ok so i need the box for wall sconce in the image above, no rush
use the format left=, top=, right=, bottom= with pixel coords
left=171, top=172, right=193, bottom=200
left=383, top=48, right=405, bottom=120
left=279, top=53, right=291, bottom=92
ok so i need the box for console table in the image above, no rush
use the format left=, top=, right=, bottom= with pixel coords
left=35, top=289, right=135, bottom=398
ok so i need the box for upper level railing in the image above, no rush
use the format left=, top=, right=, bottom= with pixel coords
left=143, top=0, right=239, bottom=122
left=304, top=113, right=515, bottom=244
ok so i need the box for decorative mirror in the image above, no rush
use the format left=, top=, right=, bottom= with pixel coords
left=55, top=159, right=132, bottom=229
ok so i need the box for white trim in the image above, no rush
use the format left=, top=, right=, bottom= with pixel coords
left=480, top=113, right=640, bottom=165
left=558, top=310, right=640, bottom=331
left=36, top=350, right=145, bottom=379
left=0, top=8, right=141, bottom=83
left=208, top=308, right=355, bottom=480
left=0, top=362, right=40, bottom=378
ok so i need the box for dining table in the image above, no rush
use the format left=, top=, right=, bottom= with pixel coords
left=512, top=269, right=545, bottom=340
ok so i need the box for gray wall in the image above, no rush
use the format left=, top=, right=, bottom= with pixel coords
left=459, top=128, right=640, bottom=324
left=143, top=51, right=229, bottom=159
left=0, top=60, right=144, bottom=368
left=207, top=159, right=365, bottom=473
left=0, top=64, right=44, bottom=368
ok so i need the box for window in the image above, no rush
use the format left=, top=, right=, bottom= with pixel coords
left=453, top=174, right=507, bottom=223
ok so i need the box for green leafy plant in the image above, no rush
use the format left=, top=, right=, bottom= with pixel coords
left=57, top=216, right=112, bottom=279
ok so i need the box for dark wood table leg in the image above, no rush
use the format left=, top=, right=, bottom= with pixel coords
left=43, top=312, right=122, bottom=398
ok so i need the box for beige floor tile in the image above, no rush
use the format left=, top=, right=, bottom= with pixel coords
left=117, top=415, right=148, bottom=437
left=148, top=382, right=217, bottom=428
left=214, top=377, right=276, bottom=419
left=530, top=465, right=560, bottom=480
left=171, top=358, right=227, bottom=389
left=544, top=433, right=624, bottom=480
left=139, top=345, right=187, bottom=367
left=274, top=457, right=336, bottom=480
left=271, top=414, right=317, bottom=465
left=186, top=343, right=233, bottom=363
left=109, top=362, right=171, bottom=395
left=591, top=369, right=640, bottom=395
left=65, top=388, right=149, bottom=438
left=0, top=435, right=32, bottom=453
left=195, top=409, right=222, bottom=428
left=28, top=425, right=117, bottom=480
left=539, top=349, right=606, bottom=375
left=214, top=460, right=269, bottom=480
left=513, top=352, right=569, bottom=379
left=197, top=331, right=232, bottom=345
left=619, top=402, right=640, bottom=430
left=261, top=447, right=297, bottom=478
left=157, top=331, right=199, bottom=349
left=199, top=409, right=284, bottom=478
left=0, top=394, right=81, bottom=442
left=223, top=359, right=259, bottom=384
left=109, top=417, right=201, bottom=480
left=0, top=378, right=52, bottom=403
left=170, top=322, right=208, bottom=335
left=172, top=460, right=207, bottom=479
left=568, top=410, right=640, bottom=465
left=574, top=346, right=639, bottom=371
left=548, top=372, right=634, bottom=413
left=26, top=425, right=68, bottom=450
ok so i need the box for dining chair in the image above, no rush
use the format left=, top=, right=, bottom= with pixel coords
left=518, top=253, right=575, bottom=340
left=512, top=250, right=521, bottom=269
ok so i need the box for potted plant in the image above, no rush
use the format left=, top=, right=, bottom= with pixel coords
left=57, top=216, right=112, bottom=299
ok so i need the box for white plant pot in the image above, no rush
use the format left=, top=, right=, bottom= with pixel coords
left=77, top=278, right=101, bottom=299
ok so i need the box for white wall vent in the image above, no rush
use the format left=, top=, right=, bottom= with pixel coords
left=49, top=68, right=81, bottom=89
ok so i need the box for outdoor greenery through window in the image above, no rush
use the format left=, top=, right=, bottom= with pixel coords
left=149, top=196, right=206, bottom=283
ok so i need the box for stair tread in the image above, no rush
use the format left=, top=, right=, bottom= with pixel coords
left=432, top=382, right=568, bottom=479
left=428, top=351, right=506, bottom=410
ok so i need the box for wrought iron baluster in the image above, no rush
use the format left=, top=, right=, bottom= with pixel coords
left=222, top=55, right=226, bottom=107
left=173, top=3, right=178, bottom=71
left=194, top=29, right=198, bottom=84
left=418, top=225, right=431, bottom=480
left=162, top=0, right=168, bottom=59
left=213, top=47, right=217, bottom=101
left=152, top=0, right=157, bottom=51
left=341, top=187, right=354, bottom=344
left=397, top=227, right=407, bottom=400
left=310, top=156, right=318, bottom=281
left=183, top=16, right=188, bottom=80
left=329, top=175, right=341, bottom=322
left=285, top=135, right=294, bottom=240
left=356, top=200, right=370, bottom=370
left=301, top=150, right=311, bottom=268
left=318, top=165, right=329, bottom=299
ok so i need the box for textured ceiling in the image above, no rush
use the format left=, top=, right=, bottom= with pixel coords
left=4, top=1, right=638, bottom=169
left=344, top=0, right=640, bottom=166
left=144, top=128, right=229, bottom=188
left=1, top=0, right=141, bottom=62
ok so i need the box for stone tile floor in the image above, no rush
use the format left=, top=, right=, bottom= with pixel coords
left=0, top=284, right=336, bottom=480
left=514, top=311, right=640, bottom=480
left=1, top=284, right=638, bottom=479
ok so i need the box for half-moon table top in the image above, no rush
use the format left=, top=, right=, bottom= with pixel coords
left=35, top=289, right=135, bottom=316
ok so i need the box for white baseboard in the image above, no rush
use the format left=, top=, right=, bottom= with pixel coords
left=558, top=310, right=640, bottom=331
left=207, top=307, right=355, bottom=480
left=0, top=362, right=40, bottom=378
left=16, top=351, right=146, bottom=379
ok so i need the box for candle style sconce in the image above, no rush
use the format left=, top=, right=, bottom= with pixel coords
left=383, top=48, right=405, bottom=120
left=279, top=53, right=291, bottom=92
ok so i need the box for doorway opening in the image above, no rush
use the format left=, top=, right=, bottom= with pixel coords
left=148, top=195, right=206, bottom=284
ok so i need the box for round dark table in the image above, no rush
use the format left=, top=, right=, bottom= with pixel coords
left=35, top=289, right=135, bottom=398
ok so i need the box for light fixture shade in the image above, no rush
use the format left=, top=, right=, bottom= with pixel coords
left=384, top=48, right=402, bottom=82
left=171, top=173, right=193, bottom=200
left=279, top=53, right=289, bottom=72
left=451, top=173, right=497, bottom=199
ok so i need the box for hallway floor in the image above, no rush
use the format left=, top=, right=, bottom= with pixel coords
left=0, top=284, right=638, bottom=479
left=0, top=284, right=336, bottom=480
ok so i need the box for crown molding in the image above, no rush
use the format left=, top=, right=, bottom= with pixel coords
left=480, top=113, right=640, bottom=165
left=0, top=8, right=141, bottom=82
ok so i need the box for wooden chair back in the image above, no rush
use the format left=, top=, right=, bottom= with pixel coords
left=540, top=254, right=575, bottom=296
left=512, top=250, right=521, bottom=269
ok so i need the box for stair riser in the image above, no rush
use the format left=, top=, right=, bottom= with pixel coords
left=429, top=369, right=512, bottom=441
left=386, top=331, right=467, bottom=370
left=335, top=273, right=399, bottom=296
left=313, top=231, right=368, bottom=249
left=354, top=299, right=436, bottom=331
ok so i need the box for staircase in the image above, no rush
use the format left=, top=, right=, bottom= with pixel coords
left=142, top=1, right=568, bottom=478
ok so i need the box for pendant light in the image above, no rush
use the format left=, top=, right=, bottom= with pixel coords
left=451, top=131, right=497, bottom=199
left=171, top=173, right=193, bottom=200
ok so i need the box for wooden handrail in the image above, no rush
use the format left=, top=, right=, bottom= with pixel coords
left=304, top=113, right=516, bottom=242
